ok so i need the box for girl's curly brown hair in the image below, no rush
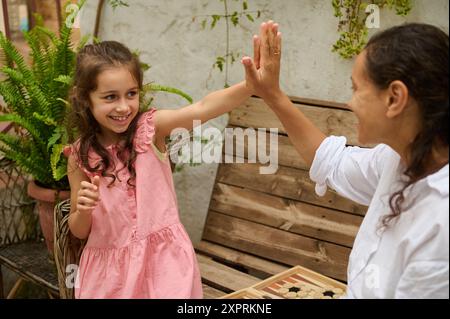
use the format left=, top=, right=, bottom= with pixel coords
left=69, top=41, right=144, bottom=187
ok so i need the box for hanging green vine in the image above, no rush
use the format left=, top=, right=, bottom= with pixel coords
left=194, top=0, right=268, bottom=87
left=332, top=0, right=412, bottom=59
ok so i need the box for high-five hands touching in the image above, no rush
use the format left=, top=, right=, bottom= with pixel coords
left=242, top=20, right=282, bottom=102
left=241, top=20, right=326, bottom=167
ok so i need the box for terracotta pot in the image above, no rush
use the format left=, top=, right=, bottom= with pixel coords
left=27, top=181, right=70, bottom=256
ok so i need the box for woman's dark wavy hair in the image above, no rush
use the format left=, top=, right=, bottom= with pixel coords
left=69, top=41, right=144, bottom=187
left=364, top=23, right=448, bottom=227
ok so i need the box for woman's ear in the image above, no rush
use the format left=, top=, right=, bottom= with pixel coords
left=385, top=80, right=409, bottom=119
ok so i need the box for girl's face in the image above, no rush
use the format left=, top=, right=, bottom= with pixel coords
left=89, top=66, right=140, bottom=145
left=347, top=51, right=390, bottom=145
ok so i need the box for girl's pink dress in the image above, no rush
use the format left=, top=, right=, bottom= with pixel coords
left=66, top=109, right=203, bottom=299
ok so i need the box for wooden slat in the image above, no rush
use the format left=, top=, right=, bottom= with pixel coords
left=201, top=283, right=226, bottom=299
left=288, top=95, right=348, bottom=110
left=195, top=240, right=290, bottom=278
left=210, top=183, right=362, bottom=247
left=229, top=97, right=368, bottom=147
left=203, top=212, right=350, bottom=281
left=224, top=127, right=308, bottom=170
left=216, top=161, right=367, bottom=216
left=196, top=254, right=260, bottom=293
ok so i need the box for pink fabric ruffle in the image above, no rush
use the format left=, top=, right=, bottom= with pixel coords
left=134, top=109, right=156, bottom=153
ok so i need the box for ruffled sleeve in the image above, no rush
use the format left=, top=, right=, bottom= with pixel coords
left=63, top=140, right=102, bottom=178
left=134, top=109, right=157, bottom=153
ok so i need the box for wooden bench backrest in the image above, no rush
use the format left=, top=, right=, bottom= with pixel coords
left=200, top=96, right=369, bottom=282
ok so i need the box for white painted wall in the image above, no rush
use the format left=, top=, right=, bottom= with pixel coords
left=79, top=0, right=449, bottom=243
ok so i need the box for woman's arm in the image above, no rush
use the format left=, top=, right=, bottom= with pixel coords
left=262, top=92, right=326, bottom=167
left=242, top=21, right=326, bottom=167
left=154, top=81, right=252, bottom=142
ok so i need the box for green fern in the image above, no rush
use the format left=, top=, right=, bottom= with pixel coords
left=1, top=0, right=194, bottom=189
left=0, top=2, right=84, bottom=189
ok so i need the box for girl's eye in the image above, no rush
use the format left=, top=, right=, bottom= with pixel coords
left=104, top=95, right=116, bottom=101
left=128, top=91, right=138, bottom=98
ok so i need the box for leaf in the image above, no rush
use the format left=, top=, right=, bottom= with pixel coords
left=246, top=14, right=254, bottom=22
left=230, top=53, right=236, bottom=64
left=0, top=114, right=45, bottom=147
left=77, top=34, right=91, bottom=51
left=144, top=83, right=193, bottom=104
left=215, top=61, right=223, bottom=72
left=231, top=12, right=239, bottom=27
left=32, top=112, right=57, bottom=126
left=243, top=1, right=248, bottom=10
left=54, top=75, right=73, bottom=85
left=214, top=56, right=226, bottom=72
left=47, top=130, right=62, bottom=151
left=211, top=15, right=221, bottom=29
left=50, top=143, right=67, bottom=181
left=107, top=0, right=129, bottom=10
left=48, top=126, right=68, bottom=151
left=56, top=98, right=70, bottom=106
left=140, top=62, right=151, bottom=72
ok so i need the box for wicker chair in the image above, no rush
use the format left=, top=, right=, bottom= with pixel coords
left=53, top=199, right=85, bottom=299
left=0, top=159, right=39, bottom=246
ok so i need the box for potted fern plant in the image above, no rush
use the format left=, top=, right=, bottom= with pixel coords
left=0, top=2, right=192, bottom=256
left=0, top=5, right=82, bottom=255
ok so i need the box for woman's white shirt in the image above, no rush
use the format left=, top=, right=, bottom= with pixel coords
left=310, top=136, right=449, bottom=299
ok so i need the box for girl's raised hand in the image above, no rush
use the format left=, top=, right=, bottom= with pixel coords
left=76, top=175, right=100, bottom=216
left=242, top=20, right=282, bottom=102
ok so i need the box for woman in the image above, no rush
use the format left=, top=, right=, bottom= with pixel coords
left=241, top=21, right=448, bottom=298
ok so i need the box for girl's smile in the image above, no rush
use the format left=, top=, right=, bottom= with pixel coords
left=108, top=112, right=133, bottom=125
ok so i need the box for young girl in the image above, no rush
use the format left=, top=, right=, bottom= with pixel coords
left=65, top=40, right=253, bottom=299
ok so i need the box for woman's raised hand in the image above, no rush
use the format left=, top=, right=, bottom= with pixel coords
left=242, top=20, right=282, bottom=102
left=76, top=175, right=100, bottom=216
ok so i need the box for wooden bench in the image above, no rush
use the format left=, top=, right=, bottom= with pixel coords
left=195, top=96, right=370, bottom=298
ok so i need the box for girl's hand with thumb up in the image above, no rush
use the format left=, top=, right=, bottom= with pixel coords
left=76, top=175, right=100, bottom=216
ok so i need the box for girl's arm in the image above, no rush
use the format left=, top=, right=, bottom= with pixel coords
left=242, top=21, right=326, bottom=167
left=67, top=154, right=99, bottom=239
left=154, top=81, right=252, bottom=142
